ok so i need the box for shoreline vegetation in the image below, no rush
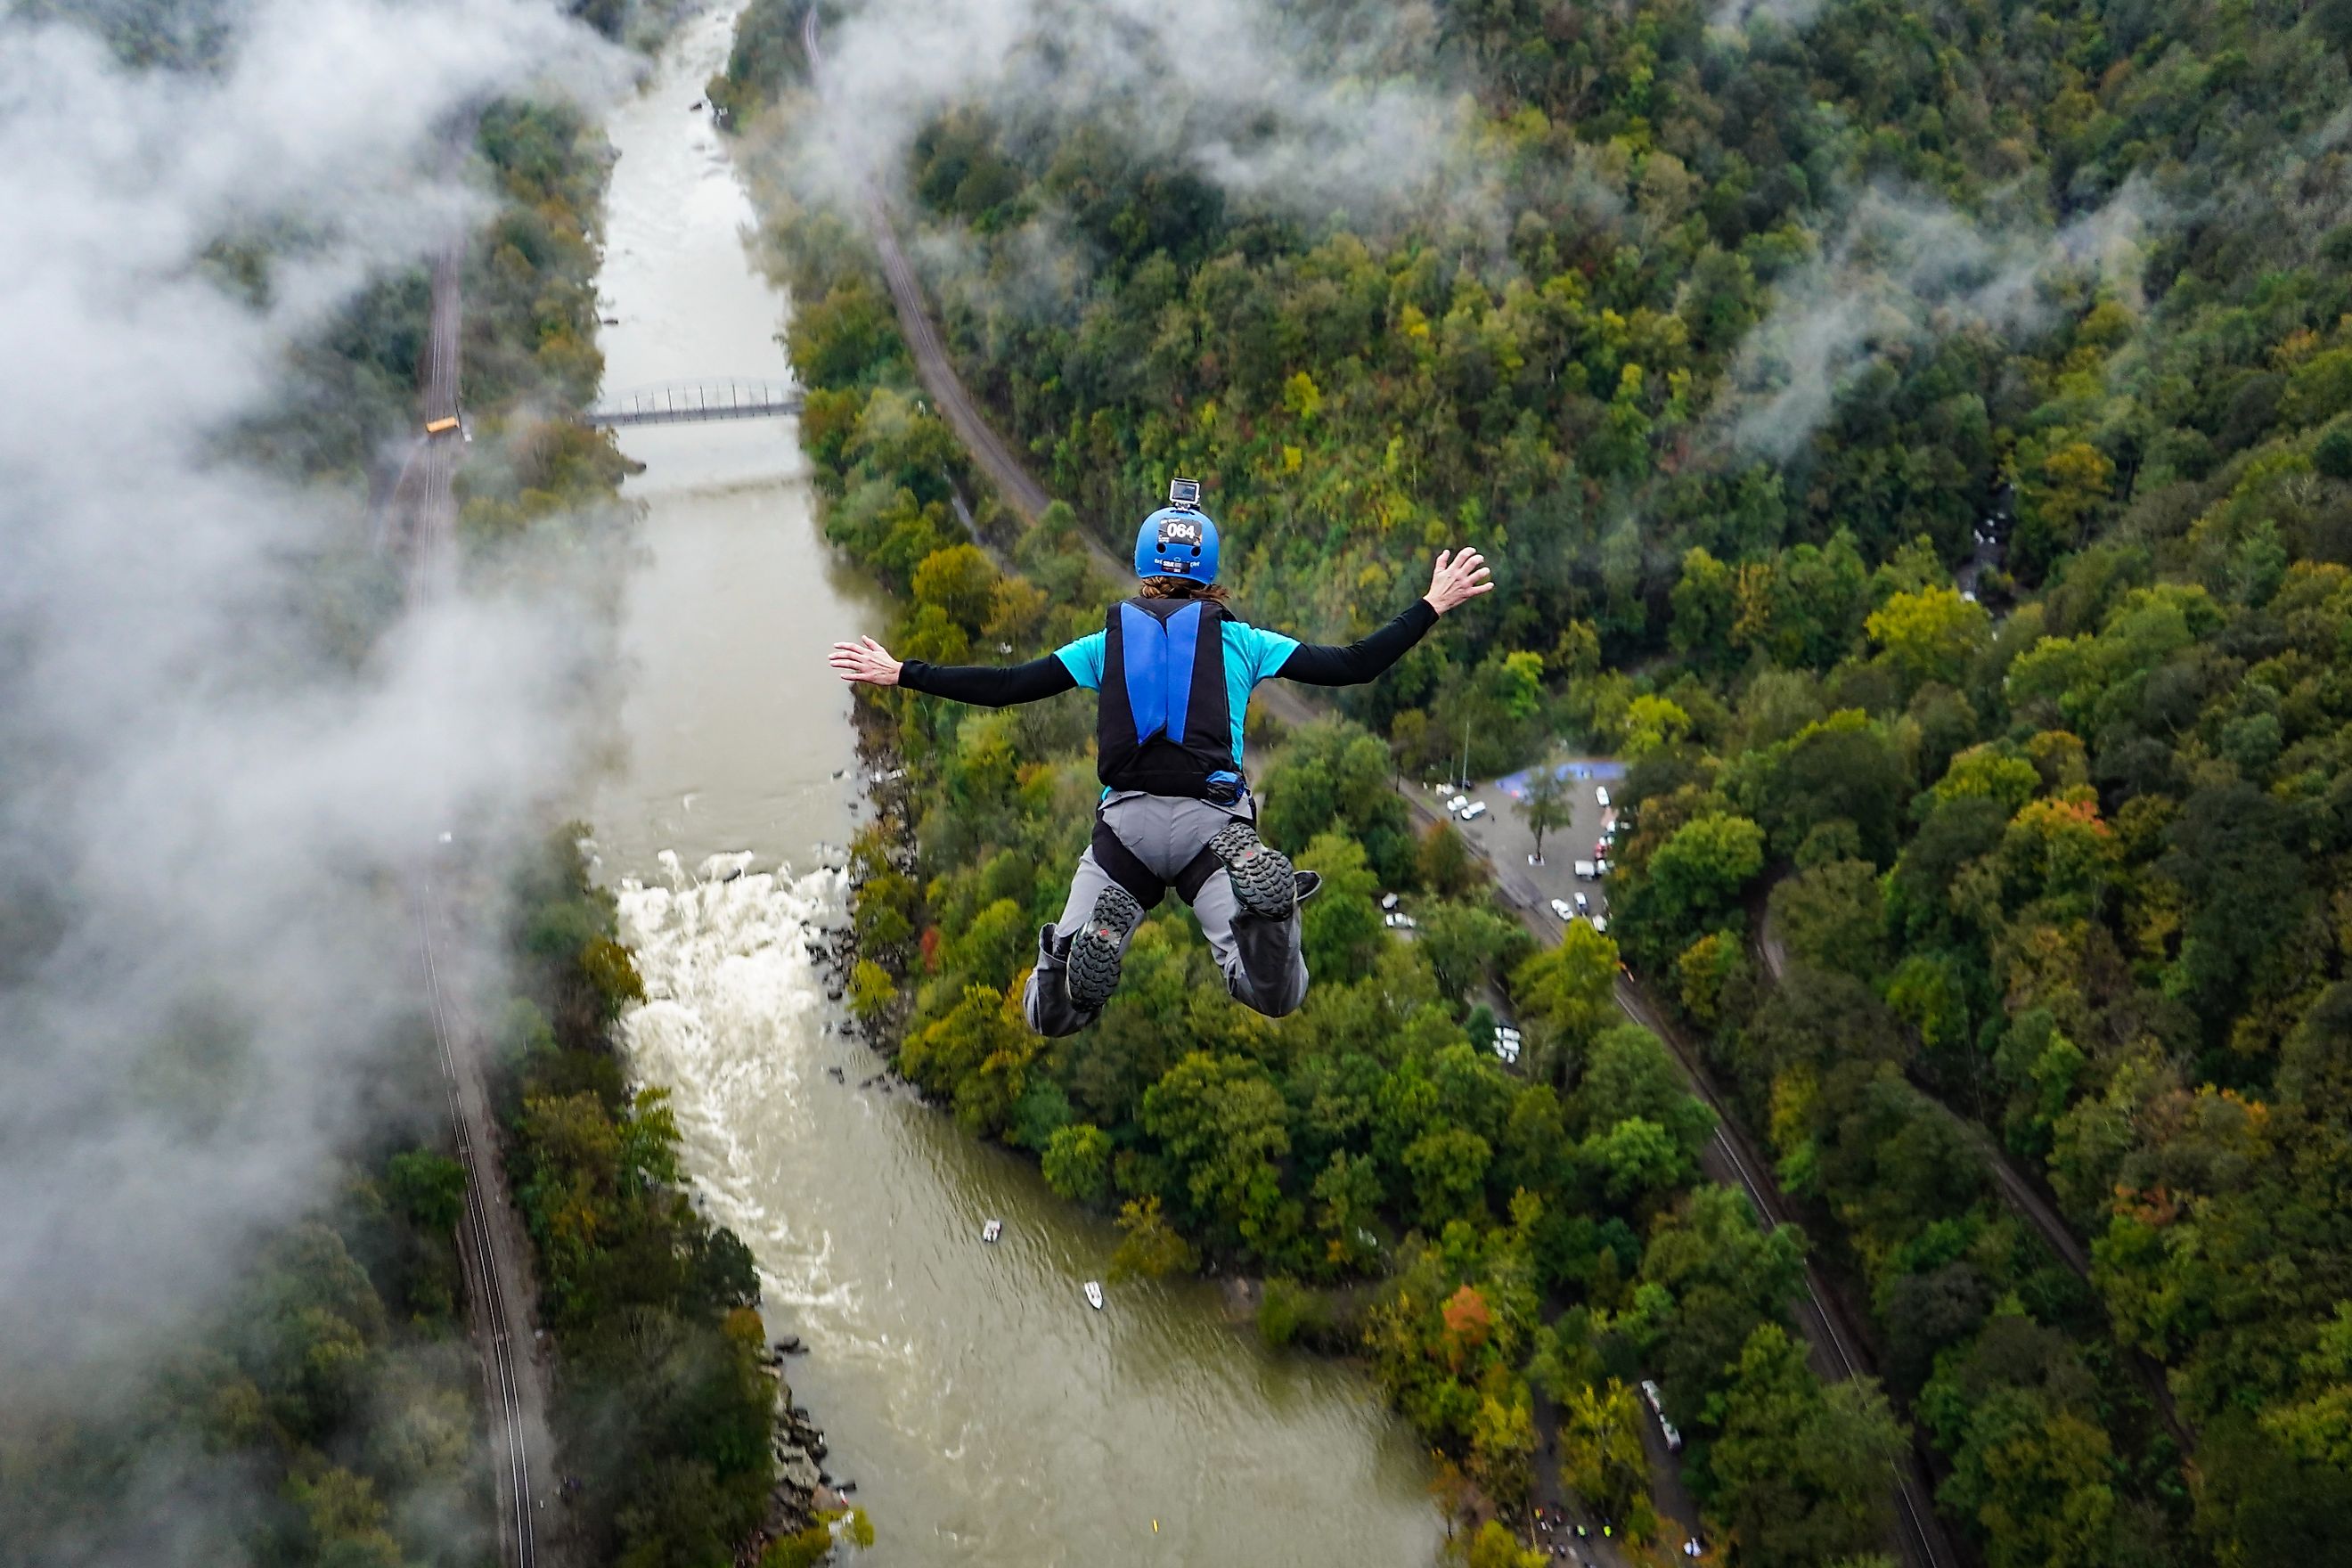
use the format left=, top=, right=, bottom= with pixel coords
left=715, top=0, right=2352, bottom=1563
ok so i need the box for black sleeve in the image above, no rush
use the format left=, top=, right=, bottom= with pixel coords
left=896, top=654, right=1077, bottom=707
left=1276, top=598, right=1441, bottom=686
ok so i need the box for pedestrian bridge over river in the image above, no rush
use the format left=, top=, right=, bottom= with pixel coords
left=584, top=380, right=803, bottom=427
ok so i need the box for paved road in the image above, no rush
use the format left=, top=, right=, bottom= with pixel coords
left=804, top=8, right=1055, bottom=527
left=398, top=203, right=560, bottom=1568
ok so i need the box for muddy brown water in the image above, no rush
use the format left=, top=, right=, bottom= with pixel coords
left=579, top=10, right=1441, bottom=1563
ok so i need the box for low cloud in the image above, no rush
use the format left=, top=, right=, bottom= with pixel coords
left=0, top=0, right=618, bottom=1452
left=1720, top=178, right=2164, bottom=458
left=1708, top=0, right=1835, bottom=35
left=788, top=0, right=1480, bottom=226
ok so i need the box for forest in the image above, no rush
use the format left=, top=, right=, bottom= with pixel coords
left=719, top=0, right=2352, bottom=1563
left=757, top=195, right=1914, bottom=1564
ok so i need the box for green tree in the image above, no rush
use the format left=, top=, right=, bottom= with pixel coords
left=1710, top=1325, right=1904, bottom=1568
left=1419, top=820, right=1480, bottom=898
left=1109, top=1194, right=1198, bottom=1279
left=1866, top=587, right=1992, bottom=687
left=1421, top=901, right=1526, bottom=1002
left=911, top=543, right=1000, bottom=633
left=1621, top=694, right=1694, bottom=758
left=1402, top=1124, right=1494, bottom=1229
left=1670, top=546, right=1737, bottom=661
left=1041, top=1123, right=1112, bottom=1205
left=385, top=1148, right=465, bottom=1232
left=1140, top=1053, right=1295, bottom=1255
left=1633, top=812, right=1765, bottom=953
left=1558, top=1379, right=1655, bottom=1536
left=1515, top=765, right=1574, bottom=862
left=1511, top=921, right=1621, bottom=1075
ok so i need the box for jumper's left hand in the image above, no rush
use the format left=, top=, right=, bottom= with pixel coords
left=1425, top=549, right=1494, bottom=616
left=829, top=636, right=902, bottom=686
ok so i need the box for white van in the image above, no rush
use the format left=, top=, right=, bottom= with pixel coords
left=1573, top=860, right=1597, bottom=880
left=1595, top=785, right=1612, bottom=808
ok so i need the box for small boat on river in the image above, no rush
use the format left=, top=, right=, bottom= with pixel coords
left=1083, top=1280, right=1104, bottom=1311
left=982, top=1219, right=1002, bottom=1244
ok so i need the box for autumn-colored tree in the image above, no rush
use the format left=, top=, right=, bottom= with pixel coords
left=1441, top=1285, right=1495, bottom=1369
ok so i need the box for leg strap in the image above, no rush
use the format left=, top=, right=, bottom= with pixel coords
left=1090, top=813, right=1166, bottom=910
left=1172, top=840, right=1223, bottom=905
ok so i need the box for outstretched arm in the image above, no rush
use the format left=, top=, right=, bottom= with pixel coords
left=1276, top=549, right=1494, bottom=686
left=828, top=636, right=1077, bottom=707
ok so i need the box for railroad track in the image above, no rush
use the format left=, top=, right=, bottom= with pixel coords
left=392, top=143, right=554, bottom=1567
left=415, top=878, right=539, bottom=1568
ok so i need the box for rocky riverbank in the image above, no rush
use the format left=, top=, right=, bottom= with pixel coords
left=755, top=1336, right=842, bottom=1529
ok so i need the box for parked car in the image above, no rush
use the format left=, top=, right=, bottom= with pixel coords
left=1573, top=860, right=1597, bottom=880
left=1446, top=794, right=1470, bottom=815
left=1550, top=898, right=1575, bottom=920
left=1595, top=785, right=1612, bottom=807
left=1459, top=801, right=1488, bottom=821
left=1380, top=892, right=1400, bottom=911
left=1575, top=893, right=1590, bottom=916
left=1384, top=912, right=1418, bottom=930
left=1591, top=915, right=1608, bottom=935
left=1639, top=1378, right=1684, bottom=1450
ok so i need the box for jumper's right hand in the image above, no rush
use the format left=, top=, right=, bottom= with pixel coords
left=1425, top=549, right=1494, bottom=616
left=828, top=636, right=902, bottom=686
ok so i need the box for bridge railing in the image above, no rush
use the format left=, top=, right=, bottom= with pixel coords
left=584, top=380, right=804, bottom=427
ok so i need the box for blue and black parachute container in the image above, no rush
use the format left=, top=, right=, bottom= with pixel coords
left=1097, top=597, right=1244, bottom=803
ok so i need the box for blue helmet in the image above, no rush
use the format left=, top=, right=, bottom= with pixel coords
left=1134, top=505, right=1220, bottom=583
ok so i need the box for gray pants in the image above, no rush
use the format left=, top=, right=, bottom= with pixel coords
left=1022, top=792, right=1309, bottom=1036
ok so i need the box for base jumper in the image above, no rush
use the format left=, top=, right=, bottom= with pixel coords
left=829, top=480, right=1492, bottom=1035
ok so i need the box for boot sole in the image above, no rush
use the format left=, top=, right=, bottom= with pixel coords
left=1208, top=823, right=1296, bottom=920
left=1066, top=886, right=1142, bottom=1010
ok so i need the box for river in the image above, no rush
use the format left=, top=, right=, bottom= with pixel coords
left=580, top=9, right=1443, bottom=1564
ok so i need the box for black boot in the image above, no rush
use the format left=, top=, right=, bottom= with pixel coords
left=1066, top=886, right=1143, bottom=1011
left=1206, top=822, right=1297, bottom=919
left=1026, top=924, right=1090, bottom=1037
